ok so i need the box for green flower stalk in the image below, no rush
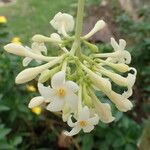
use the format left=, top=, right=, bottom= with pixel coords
left=4, top=0, right=137, bottom=136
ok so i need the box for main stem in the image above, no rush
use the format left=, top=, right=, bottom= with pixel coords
left=70, top=0, right=85, bottom=55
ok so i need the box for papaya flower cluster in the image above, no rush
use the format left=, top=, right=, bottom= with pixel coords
left=4, top=12, right=137, bottom=136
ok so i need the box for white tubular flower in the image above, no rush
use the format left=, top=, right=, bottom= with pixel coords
left=93, top=38, right=131, bottom=64
left=64, top=106, right=99, bottom=136
left=4, top=43, right=56, bottom=62
left=32, top=34, right=62, bottom=43
left=50, top=12, right=74, bottom=36
left=98, top=67, right=135, bottom=89
left=81, top=64, right=112, bottom=94
left=16, top=55, right=65, bottom=84
left=97, top=60, right=129, bottom=73
left=89, top=90, right=115, bottom=123
left=108, top=91, right=133, bottom=112
left=4, top=43, right=27, bottom=57
left=83, top=20, right=106, bottom=39
left=38, top=71, right=79, bottom=112
left=28, top=96, right=45, bottom=108
left=23, top=42, right=47, bottom=66
left=109, top=38, right=131, bottom=64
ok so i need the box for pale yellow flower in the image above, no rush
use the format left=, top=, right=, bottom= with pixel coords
left=31, top=106, right=42, bottom=115
left=26, top=85, right=36, bottom=92
left=11, top=37, right=22, bottom=45
left=0, top=16, right=7, bottom=24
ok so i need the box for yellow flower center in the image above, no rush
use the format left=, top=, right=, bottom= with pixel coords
left=79, top=120, right=88, bottom=127
left=57, top=88, right=66, bottom=97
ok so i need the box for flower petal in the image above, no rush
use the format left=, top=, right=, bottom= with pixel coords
left=87, top=114, right=99, bottom=125
left=67, top=115, right=77, bottom=127
left=46, top=98, right=64, bottom=112
left=38, top=83, right=55, bottom=102
left=64, top=126, right=81, bottom=136
left=22, top=57, right=32, bottom=67
left=65, top=92, right=78, bottom=111
left=111, top=38, right=119, bottom=51
left=51, top=71, right=65, bottom=89
left=83, top=125, right=94, bottom=133
left=79, top=106, right=90, bottom=120
left=28, top=96, right=45, bottom=108
left=65, top=81, right=79, bottom=93
left=119, top=39, right=126, bottom=50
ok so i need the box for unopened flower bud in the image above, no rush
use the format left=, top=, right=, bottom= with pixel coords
left=4, top=43, right=26, bottom=56
left=83, top=20, right=106, bottom=39
left=28, top=96, right=45, bottom=108
left=108, top=91, right=133, bottom=112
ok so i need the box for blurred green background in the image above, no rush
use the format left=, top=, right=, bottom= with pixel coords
left=0, top=0, right=150, bottom=149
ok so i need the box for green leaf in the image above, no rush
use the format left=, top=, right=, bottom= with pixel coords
left=0, top=128, right=11, bottom=139
left=11, top=136, right=22, bottom=146
left=0, top=140, right=13, bottom=150
left=0, top=105, right=10, bottom=112
left=81, top=134, right=93, bottom=150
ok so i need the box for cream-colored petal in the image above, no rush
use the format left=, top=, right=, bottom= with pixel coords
left=87, top=114, right=99, bottom=125
left=51, top=71, right=65, bottom=89
left=79, top=106, right=90, bottom=120
left=83, top=125, right=94, bottom=133
left=119, top=39, right=126, bottom=50
left=122, top=88, right=133, bottom=99
left=65, top=81, right=79, bottom=93
left=22, top=57, right=32, bottom=67
left=64, top=126, right=81, bottom=136
left=65, top=92, right=78, bottom=111
left=46, top=98, right=64, bottom=112
left=111, top=38, right=119, bottom=51
left=67, top=115, right=77, bottom=127
left=50, top=12, right=74, bottom=33
left=38, top=83, right=55, bottom=102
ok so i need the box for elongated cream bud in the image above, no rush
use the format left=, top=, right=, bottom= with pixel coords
left=83, top=20, right=106, bottom=39
left=4, top=43, right=27, bottom=56
left=32, top=34, right=62, bottom=43
left=38, top=66, right=60, bottom=83
left=4, top=43, right=55, bottom=62
left=16, top=55, right=65, bottom=84
left=28, top=96, right=45, bottom=108
left=108, top=91, right=133, bottom=112
left=99, top=67, right=128, bottom=87
left=97, top=60, right=129, bottom=73
left=81, top=64, right=112, bottom=94
left=38, top=69, right=51, bottom=83
left=89, top=89, right=115, bottom=123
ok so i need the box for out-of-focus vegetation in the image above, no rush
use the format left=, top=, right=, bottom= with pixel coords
left=0, top=0, right=150, bottom=149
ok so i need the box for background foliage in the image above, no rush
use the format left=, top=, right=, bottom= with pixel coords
left=0, top=0, right=150, bottom=149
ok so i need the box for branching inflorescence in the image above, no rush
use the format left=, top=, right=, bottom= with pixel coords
left=4, top=0, right=136, bottom=136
